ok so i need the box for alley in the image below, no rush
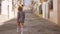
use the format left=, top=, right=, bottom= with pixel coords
left=0, top=10, right=60, bottom=34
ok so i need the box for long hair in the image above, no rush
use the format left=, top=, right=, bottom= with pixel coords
left=18, top=6, right=23, bottom=11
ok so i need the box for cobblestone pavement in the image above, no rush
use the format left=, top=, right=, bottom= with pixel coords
left=0, top=10, right=60, bottom=34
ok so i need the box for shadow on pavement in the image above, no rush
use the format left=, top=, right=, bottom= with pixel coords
left=0, top=18, right=17, bottom=32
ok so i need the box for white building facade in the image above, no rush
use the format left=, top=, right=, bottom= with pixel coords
left=1, top=0, right=24, bottom=19
left=1, top=0, right=15, bottom=19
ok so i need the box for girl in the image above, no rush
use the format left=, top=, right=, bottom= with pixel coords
left=17, top=6, right=25, bottom=34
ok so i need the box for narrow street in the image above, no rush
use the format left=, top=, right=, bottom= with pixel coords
left=0, top=10, right=60, bottom=34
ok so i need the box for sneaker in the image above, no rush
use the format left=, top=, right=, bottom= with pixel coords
left=21, top=28, right=23, bottom=34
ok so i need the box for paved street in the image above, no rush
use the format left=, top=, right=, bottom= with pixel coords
left=0, top=10, right=60, bottom=34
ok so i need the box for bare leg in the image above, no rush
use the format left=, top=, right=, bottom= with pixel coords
left=17, top=22, right=20, bottom=32
left=20, top=23, right=24, bottom=28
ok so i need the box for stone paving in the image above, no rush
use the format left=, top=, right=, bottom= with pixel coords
left=0, top=10, right=60, bottom=34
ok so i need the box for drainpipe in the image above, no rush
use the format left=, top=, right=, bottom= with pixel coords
left=7, top=0, right=9, bottom=19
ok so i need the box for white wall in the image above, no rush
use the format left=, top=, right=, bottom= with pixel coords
left=42, top=2, right=49, bottom=19
left=1, top=0, right=8, bottom=16
left=52, top=0, right=58, bottom=24
left=1, top=0, right=15, bottom=19
left=8, top=0, right=14, bottom=18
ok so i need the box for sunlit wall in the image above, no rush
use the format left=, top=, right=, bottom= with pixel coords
left=1, top=0, right=15, bottom=19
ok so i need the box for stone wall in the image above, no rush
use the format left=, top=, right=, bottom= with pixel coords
left=53, top=0, right=58, bottom=24
left=58, top=0, right=60, bottom=26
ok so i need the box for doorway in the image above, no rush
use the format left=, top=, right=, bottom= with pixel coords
left=48, top=0, right=53, bottom=19
left=39, top=0, right=43, bottom=16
